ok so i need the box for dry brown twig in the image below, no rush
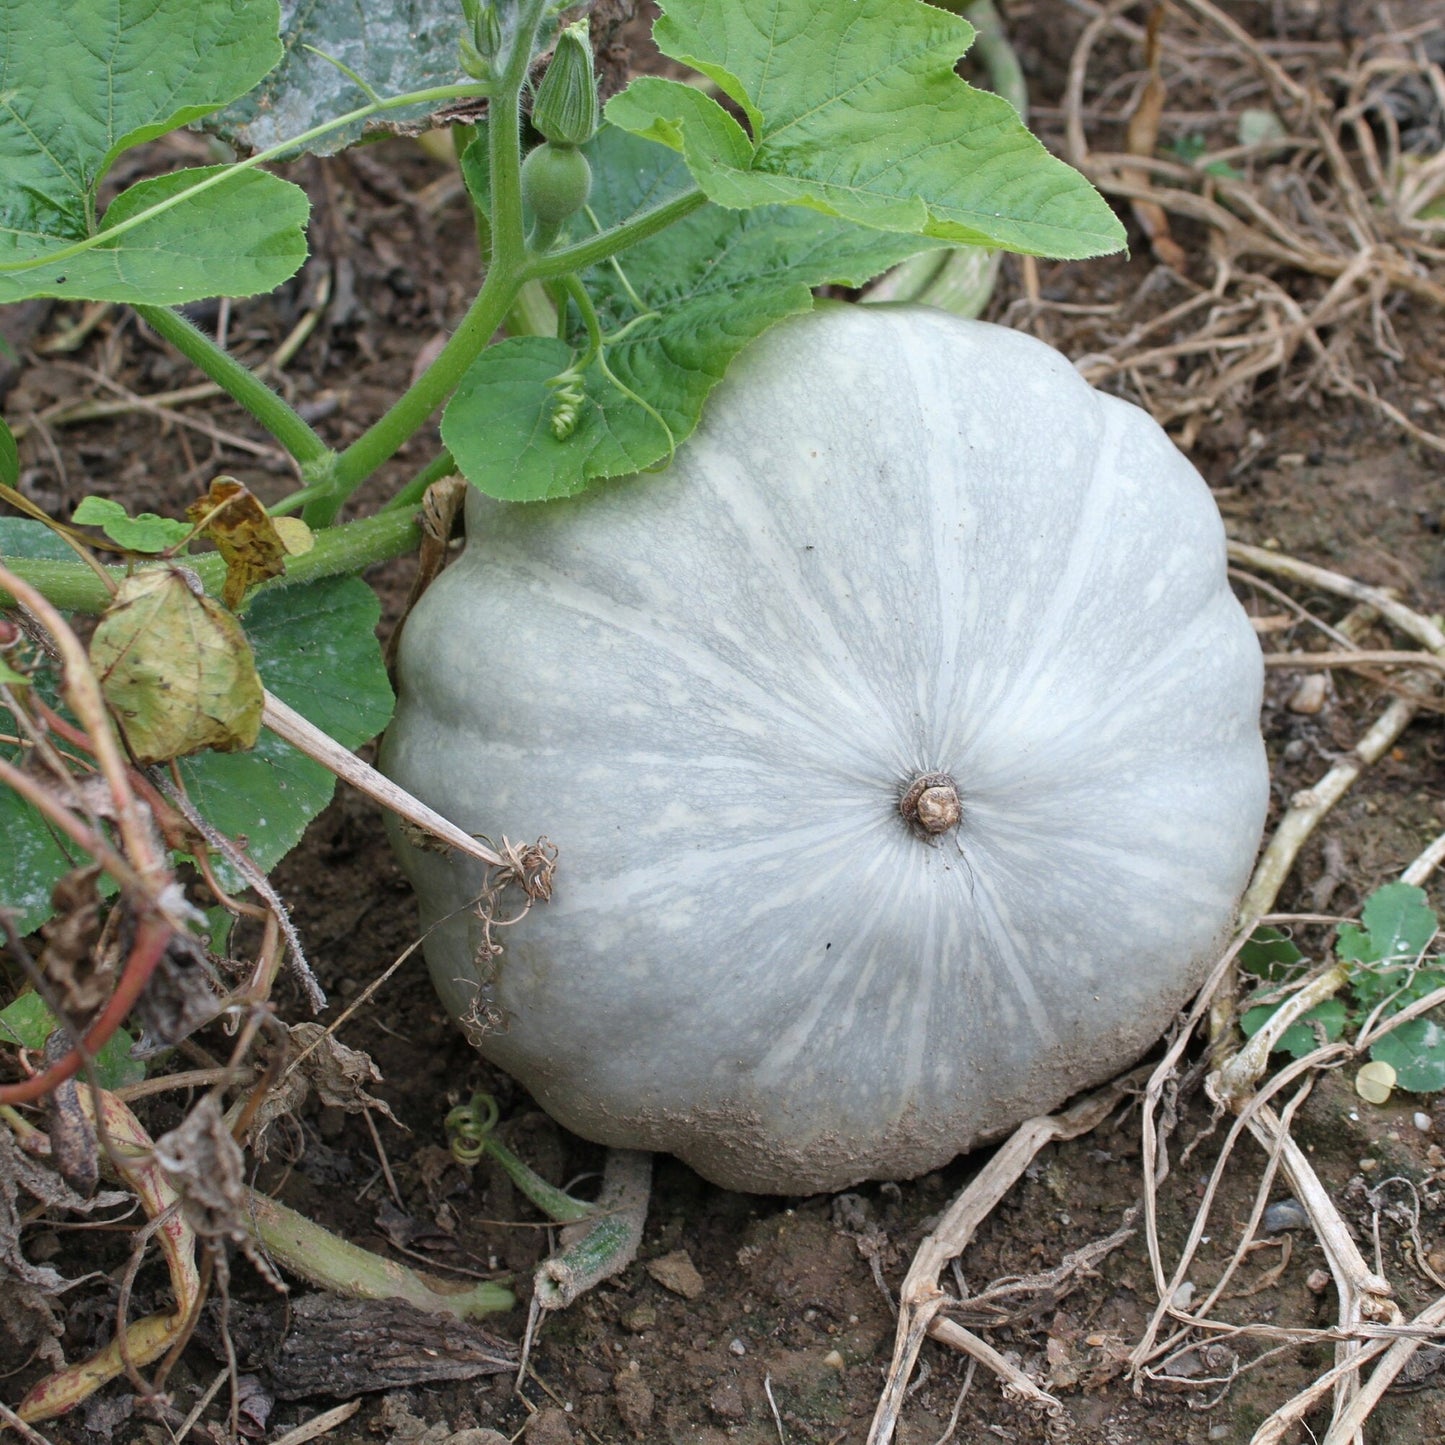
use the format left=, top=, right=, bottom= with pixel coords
left=1050, top=0, right=1445, bottom=455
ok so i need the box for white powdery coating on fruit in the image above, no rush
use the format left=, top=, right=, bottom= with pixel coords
left=382, top=306, right=1269, bottom=1193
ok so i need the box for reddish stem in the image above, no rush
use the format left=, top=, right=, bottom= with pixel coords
left=0, top=912, right=173, bottom=1105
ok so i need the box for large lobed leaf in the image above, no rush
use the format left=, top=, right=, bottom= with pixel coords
left=444, top=127, right=943, bottom=500
left=0, top=0, right=307, bottom=303
left=606, top=0, right=1125, bottom=259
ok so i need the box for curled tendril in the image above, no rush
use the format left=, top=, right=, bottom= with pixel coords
left=445, top=1092, right=500, bottom=1166
left=547, top=371, right=587, bottom=440
left=544, top=274, right=676, bottom=465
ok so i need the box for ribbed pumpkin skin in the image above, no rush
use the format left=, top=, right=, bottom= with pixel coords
left=382, top=306, right=1268, bottom=1194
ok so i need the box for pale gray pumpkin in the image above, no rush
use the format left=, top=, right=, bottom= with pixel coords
left=382, top=305, right=1268, bottom=1194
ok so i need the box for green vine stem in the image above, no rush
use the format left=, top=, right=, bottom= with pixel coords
left=246, top=1188, right=513, bottom=1319
left=303, top=0, right=553, bottom=526
left=134, top=304, right=333, bottom=470
left=0, top=507, right=422, bottom=615
left=527, top=188, right=707, bottom=281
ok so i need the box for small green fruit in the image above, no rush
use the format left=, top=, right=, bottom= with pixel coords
left=521, top=142, right=592, bottom=227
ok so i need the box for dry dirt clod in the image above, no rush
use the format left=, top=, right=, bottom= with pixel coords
left=613, top=1367, right=655, bottom=1436
left=521, top=1407, right=578, bottom=1445
left=645, top=1246, right=705, bottom=1299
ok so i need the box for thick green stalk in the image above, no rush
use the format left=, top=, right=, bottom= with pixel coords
left=134, top=305, right=333, bottom=469
left=0, top=508, right=422, bottom=615
left=306, top=0, right=552, bottom=526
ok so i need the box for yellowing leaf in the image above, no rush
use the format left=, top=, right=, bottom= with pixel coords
left=90, top=569, right=263, bottom=764
left=187, top=477, right=290, bottom=608
left=1355, top=1059, right=1396, bottom=1105
left=272, top=516, right=314, bottom=556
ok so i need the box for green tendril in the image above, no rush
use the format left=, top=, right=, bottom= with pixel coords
left=445, top=1092, right=500, bottom=1166
left=301, top=44, right=385, bottom=107
left=584, top=205, right=650, bottom=314
left=543, top=276, right=675, bottom=463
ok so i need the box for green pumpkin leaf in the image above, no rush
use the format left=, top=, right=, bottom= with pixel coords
left=209, top=0, right=501, bottom=158
left=0, top=0, right=309, bottom=304
left=1, top=561, right=391, bottom=926
left=1370, top=1017, right=1445, bottom=1094
left=176, top=575, right=394, bottom=888
left=1240, top=997, right=1349, bottom=1059
left=72, top=497, right=192, bottom=554
left=605, top=0, right=1124, bottom=260
left=0, top=419, right=16, bottom=488
left=1339, top=882, right=1440, bottom=1018
left=444, top=127, right=943, bottom=501
left=0, top=994, right=146, bottom=1092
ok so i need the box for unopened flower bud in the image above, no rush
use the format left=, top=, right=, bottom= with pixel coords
left=532, top=19, right=598, bottom=148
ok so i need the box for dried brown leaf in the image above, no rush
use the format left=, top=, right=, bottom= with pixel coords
left=90, top=568, right=264, bottom=764
left=37, top=866, right=110, bottom=1018
left=187, top=477, right=300, bottom=609
left=288, top=1023, right=401, bottom=1126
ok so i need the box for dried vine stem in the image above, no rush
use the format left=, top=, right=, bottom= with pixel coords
left=866, top=1069, right=1147, bottom=1445
left=1057, top=0, right=1445, bottom=455
left=261, top=691, right=506, bottom=867
left=1227, top=543, right=1445, bottom=654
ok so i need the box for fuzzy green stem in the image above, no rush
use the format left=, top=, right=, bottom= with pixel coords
left=305, top=0, right=551, bottom=526
left=0, top=508, right=422, bottom=614
left=526, top=188, right=708, bottom=281
left=134, top=305, right=332, bottom=468
left=246, top=1189, right=513, bottom=1318
left=484, top=1134, right=594, bottom=1225
left=534, top=1149, right=651, bottom=1310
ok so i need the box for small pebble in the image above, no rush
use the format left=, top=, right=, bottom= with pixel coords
left=1414, top=1112, right=1433, bottom=1133
left=823, top=1350, right=845, bottom=1371
left=1306, top=1268, right=1331, bottom=1295
left=728, top=1338, right=746, bottom=1357
left=1287, top=672, right=1328, bottom=715
left=1209, top=1426, right=1231, bottom=1441
left=1172, top=1281, right=1195, bottom=1309
left=1262, top=1198, right=1310, bottom=1234
left=620, top=1304, right=656, bottom=1333
left=1359, top=1157, right=1379, bottom=1174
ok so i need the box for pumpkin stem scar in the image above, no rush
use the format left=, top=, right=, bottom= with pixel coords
left=900, top=772, right=963, bottom=836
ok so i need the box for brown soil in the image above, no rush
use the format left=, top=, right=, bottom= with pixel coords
left=4, top=4, right=1445, bottom=1443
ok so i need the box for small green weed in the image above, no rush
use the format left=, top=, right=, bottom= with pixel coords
left=1240, top=882, right=1445, bottom=1093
